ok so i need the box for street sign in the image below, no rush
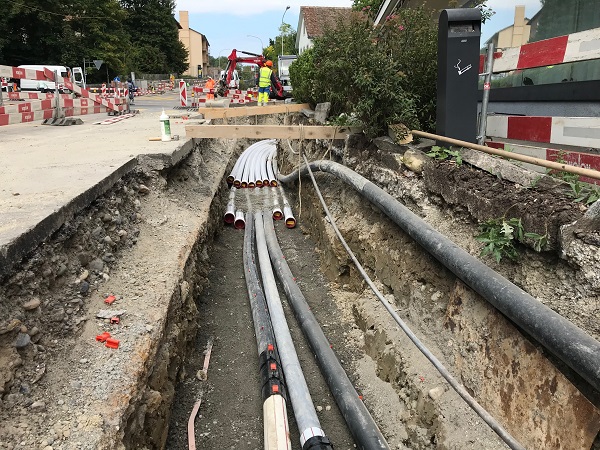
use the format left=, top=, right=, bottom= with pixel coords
left=93, top=60, right=104, bottom=70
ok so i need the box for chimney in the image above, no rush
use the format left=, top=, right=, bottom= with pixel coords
left=180, top=11, right=189, bottom=30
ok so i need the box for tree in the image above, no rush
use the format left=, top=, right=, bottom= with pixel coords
left=352, top=0, right=385, bottom=14
left=264, top=23, right=297, bottom=61
left=120, top=0, right=188, bottom=74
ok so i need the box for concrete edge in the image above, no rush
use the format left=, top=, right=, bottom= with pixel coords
left=0, top=138, right=196, bottom=280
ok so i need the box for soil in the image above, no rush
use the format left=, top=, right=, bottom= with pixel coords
left=0, top=119, right=598, bottom=450
left=165, top=222, right=358, bottom=450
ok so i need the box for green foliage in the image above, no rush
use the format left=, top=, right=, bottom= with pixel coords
left=0, top=0, right=187, bottom=79
left=290, top=9, right=439, bottom=138
left=477, top=218, right=547, bottom=263
left=426, top=146, right=463, bottom=165
left=352, top=0, right=385, bottom=15
left=547, top=151, right=600, bottom=205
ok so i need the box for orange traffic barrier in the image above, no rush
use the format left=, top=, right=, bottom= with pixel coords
left=95, top=332, right=111, bottom=342
left=105, top=338, right=120, bottom=349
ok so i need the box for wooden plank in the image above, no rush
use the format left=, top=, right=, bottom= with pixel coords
left=201, top=103, right=311, bottom=119
left=185, top=124, right=362, bottom=140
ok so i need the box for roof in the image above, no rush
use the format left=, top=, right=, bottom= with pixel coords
left=300, top=6, right=353, bottom=39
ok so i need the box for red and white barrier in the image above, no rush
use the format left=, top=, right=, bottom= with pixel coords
left=3, top=92, right=71, bottom=101
left=479, top=26, right=600, bottom=74
left=179, top=80, right=187, bottom=107
left=487, top=141, right=600, bottom=185
left=486, top=115, right=600, bottom=149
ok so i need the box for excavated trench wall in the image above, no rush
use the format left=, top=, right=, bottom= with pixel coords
left=2, top=111, right=599, bottom=450
left=278, top=133, right=600, bottom=450
left=0, top=137, right=246, bottom=450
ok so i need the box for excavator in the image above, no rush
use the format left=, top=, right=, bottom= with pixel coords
left=217, top=49, right=286, bottom=100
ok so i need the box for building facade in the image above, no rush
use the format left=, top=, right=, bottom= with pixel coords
left=178, top=11, right=209, bottom=78
left=295, top=7, right=352, bottom=55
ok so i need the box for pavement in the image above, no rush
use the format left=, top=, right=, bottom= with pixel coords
left=0, top=91, right=201, bottom=277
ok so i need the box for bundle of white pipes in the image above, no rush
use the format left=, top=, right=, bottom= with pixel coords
left=224, top=139, right=294, bottom=228
left=227, top=139, right=278, bottom=189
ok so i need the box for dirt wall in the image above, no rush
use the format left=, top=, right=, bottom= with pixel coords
left=279, top=134, right=600, bottom=449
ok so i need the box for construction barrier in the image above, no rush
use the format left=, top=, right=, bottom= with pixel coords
left=0, top=64, right=130, bottom=126
left=479, top=27, right=600, bottom=74
left=179, top=80, right=187, bottom=107
left=476, top=26, right=600, bottom=184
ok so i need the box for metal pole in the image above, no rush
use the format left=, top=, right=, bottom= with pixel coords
left=0, top=79, right=4, bottom=106
left=53, top=70, right=64, bottom=120
left=281, top=6, right=290, bottom=55
left=477, top=42, right=494, bottom=145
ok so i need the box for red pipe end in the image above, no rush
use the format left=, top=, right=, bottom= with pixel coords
left=248, top=182, right=255, bottom=189
left=224, top=213, right=235, bottom=224
left=234, top=181, right=241, bottom=188
left=226, top=176, right=234, bottom=185
left=234, top=219, right=246, bottom=229
left=256, top=180, right=263, bottom=188
left=273, top=211, right=283, bottom=220
left=241, top=182, right=248, bottom=188
left=263, top=179, right=270, bottom=186
left=271, top=181, right=278, bottom=187
left=285, top=218, right=296, bottom=229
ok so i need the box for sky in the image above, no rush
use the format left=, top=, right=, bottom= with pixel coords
left=174, top=0, right=543, bottom=58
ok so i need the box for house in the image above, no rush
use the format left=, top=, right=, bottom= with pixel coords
left=177, top=11, right=209, bottom=78
left=375, top=0, right=480, bottom=25
left=484, top=6, right=532, bottom=48
left=295, top=6, right=352, bottom=55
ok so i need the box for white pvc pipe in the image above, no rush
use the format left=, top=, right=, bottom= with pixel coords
left=234, top=210, right=245, bottom=229
left=271, top=187, right=283, bottom=220
left=278, top=186, right=296, bottom=228
left=255, top=212, right=326, bottom=448
left=266, top=148, right=277, bottom=187
left=224, top=187, right=236, bottom=224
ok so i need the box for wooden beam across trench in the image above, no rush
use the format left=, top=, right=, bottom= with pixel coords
left=185, top=124, right=362, bottom=140
left=201, top=103, right=311, bottom=119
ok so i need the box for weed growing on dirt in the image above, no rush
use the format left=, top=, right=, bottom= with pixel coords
left=427, top=146, right=463, bottom=165
left=477, top=217, right=548, bottom=262
left=547, top=151, right=600, bottom=205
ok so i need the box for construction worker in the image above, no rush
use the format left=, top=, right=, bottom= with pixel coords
left=258, top=60, right=273, bottom=106
left=205, top=76, right=215, bottom=100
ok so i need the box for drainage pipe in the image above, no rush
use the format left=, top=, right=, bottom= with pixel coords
left=278, top=186, right=296, bottom=229
left=264, top=214, right=390, bottom=450
left=230, top=142, right=259, bottom=187
left=412, top=130, right=600, bottom=181
left=255, top=212, right=333, bottom=450
left=234, top=210, right=246, bottom=230
left=267, top=148, right=278, bottom=187
left=224, top=187, right=236, bottom=224
left=279, top=159, right=600, bottom=393
left=272, top=188, right=283, bottom=221
left=243, top=213, right=292, bottom=450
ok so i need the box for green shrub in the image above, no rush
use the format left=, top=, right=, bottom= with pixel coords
left=290, top=8, right=438, bottom=138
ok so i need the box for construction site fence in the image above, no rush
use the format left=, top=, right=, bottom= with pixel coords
left=0, top=64, right=131, bottom=126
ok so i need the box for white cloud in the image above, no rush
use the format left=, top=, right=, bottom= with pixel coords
left=175, top=0, right=353, bottom=16
left=486, top=0, right=542, bottom=13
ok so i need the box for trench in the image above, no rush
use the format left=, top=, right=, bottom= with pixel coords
left=1, top=126, right=599, bottom=450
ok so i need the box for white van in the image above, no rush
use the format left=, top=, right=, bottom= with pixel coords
left=18, top=65, right=85, bottom=93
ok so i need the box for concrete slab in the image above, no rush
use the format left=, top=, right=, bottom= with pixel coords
left=0, top=92, right=195, bottom=277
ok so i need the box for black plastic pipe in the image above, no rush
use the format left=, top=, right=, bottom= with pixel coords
left=263, top=214, right=390, bottom=450
left=243, top=213, right=292, bottom=450
left=279, top=160, right=600, bottom=393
